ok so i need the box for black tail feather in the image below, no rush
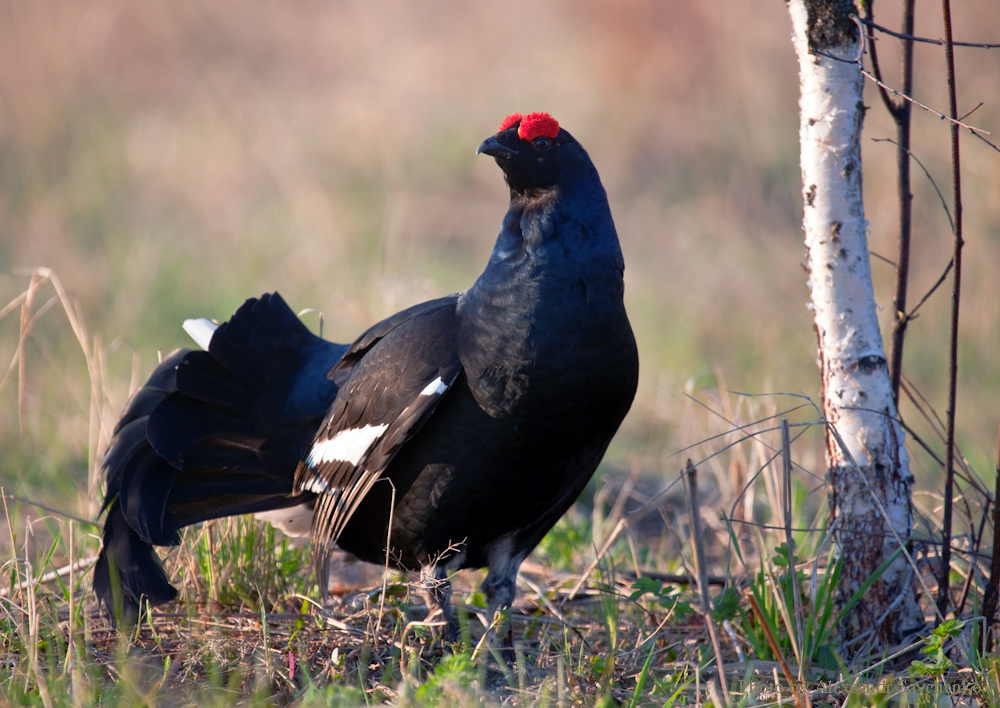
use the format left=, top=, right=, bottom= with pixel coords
left=173, top=351, right=257, bottom=409
left=117, top=448, right=185, bottom=546
left=95, top=292, right=347, bottom=623
left=147, top=395, right=263, bottom=463
left=93, top=500, right=178, bottom=625
left=101, top=349, right=189, bottom=513
left=201, top=323, right=265, bottom=384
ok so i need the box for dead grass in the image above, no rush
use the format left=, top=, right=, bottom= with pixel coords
left=3, top=269, right=999, bottom=705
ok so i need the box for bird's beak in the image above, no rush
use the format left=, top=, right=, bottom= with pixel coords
left=476, top=135, right=516, bottom=160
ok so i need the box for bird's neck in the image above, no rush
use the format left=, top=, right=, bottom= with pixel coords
left=479, top=178, right=623, bottom=279
left=456, top=182, right=627, bottom=416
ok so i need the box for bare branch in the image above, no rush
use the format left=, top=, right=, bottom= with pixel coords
left=936, top=0, right=964, bottom=620
left=870, top=137, right=953, bottom=233
left=908, top=258, right=953, bottom=318
left=982, top=424, right=1000, bottom=651
left=859, top=16, right=1000, bottom=48
left=857, top=0, right=905, bottom=120
left=868, top=250, right=896, bottom=267
left=860, top=68, right=992, bottom=136
left=860, top=0, right=904, bottom=116
left=872, top=0, right=916, bottom=407
left=970, top=129, right=1000, bottom=156
left=958, top=102, right=984, bottom=122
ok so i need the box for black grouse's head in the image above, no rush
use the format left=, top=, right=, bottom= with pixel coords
left=477, top=112, right=580, bottom=195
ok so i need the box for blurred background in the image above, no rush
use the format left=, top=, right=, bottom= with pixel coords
left=2, top=0, right=999, bottom=541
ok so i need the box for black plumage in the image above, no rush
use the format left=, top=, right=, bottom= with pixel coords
left=94, top=112, right=640, bottom=652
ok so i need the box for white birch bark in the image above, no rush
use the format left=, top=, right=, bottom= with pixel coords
left=788, top=0, right=923, bottom=657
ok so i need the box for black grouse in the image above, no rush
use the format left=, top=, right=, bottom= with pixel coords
left=94, top=112, right=640, bottom=651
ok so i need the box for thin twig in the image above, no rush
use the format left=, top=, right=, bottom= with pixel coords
left=868, top=250, right=896, bottom=267
left=969, top=130, right=1000, bottom=156
left=566, top=517, right=626, bottom=601
left=958, top=102, right=984, bottom=122
left=1, top=492, right=97, bottom=528
left=936, top=0, right=964, bottom=621
left=860, top=0, right=901, bottom=116
left=955, top=523, right=980, bottom=618
left=0, top=295, right=60, bottom=395
left=684, top=460, right=729, bottom=708
left=375, top=480, right=396, bottom=651
left=780, top=420, right=805, bottom=683
left=888, top=0, right=915, bottom=407
left=846, top=392, right=987, bottom=499
left=859, top=16, right=1000, bottom=48
left=860, top=69, right=991, bottom=136
left=18, top=271, right=40, bottom=433
left=870, top=138, right=953, bottom=233
left=0, top=558, right=98, bottom=598
left=907, top=258, right=954, bottom=319
left=633, top=404, right=822, bottom=521
left=981, top=424, right=1000, bottom=652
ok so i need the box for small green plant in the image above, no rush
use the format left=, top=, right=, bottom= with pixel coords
left=413, top=651, right=478, bottom=706
left=293, top=681, right=368, bottom=708
left=725, top=533, right=798, bottom=662
left=711, top=586, right=741, bottom=622
left=629, top=576, right=694, bottom=620
left=910, top=619, right=964, bottom=679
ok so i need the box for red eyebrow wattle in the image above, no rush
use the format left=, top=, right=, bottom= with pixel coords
left=498, top=113, right=522, bottom=131
left=517, top=112, right=559, bottom=141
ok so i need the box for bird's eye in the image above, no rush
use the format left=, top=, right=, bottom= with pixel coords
left=533, top=137, right=551, bottom=150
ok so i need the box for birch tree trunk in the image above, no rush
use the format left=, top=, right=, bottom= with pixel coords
left=787, top=0, right=923, bottom=658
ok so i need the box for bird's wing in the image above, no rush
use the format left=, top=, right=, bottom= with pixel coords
left=294, top=295, right=462, bottom=577
left=328, top=294, right=460, bottom=377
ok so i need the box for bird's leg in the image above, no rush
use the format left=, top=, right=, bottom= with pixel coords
left=417, top=564, right=459, bottom=644
left=480, top=557, right=521, bottom=668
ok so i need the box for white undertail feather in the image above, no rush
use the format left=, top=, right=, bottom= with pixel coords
left=182, top=318, right=219, bottom=351
left=255, top=504, right=314, bottom=538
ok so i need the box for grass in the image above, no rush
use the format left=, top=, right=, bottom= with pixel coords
left=3, top=276, right=998, bottom=705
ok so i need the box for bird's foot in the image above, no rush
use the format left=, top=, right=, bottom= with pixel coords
left=475, top=607, right=516, bottom=671
left=416, top=565, right=461, bottom=648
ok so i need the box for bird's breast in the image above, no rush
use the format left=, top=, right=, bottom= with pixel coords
left=459, top=269, right=634, bottom=423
